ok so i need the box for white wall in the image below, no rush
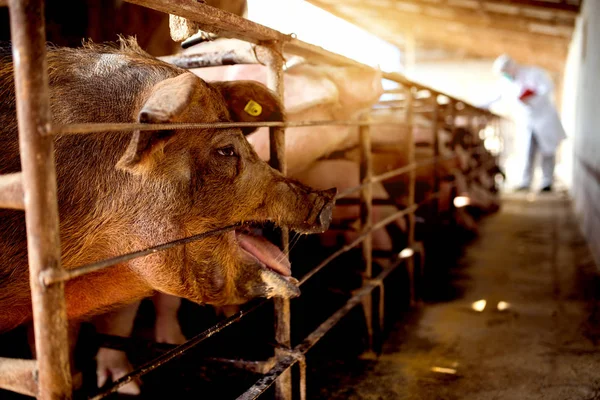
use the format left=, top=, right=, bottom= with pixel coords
left=562, top=0, right=600, bottom=267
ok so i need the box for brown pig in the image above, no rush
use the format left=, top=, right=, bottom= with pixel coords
left=0, top=38, right=335, bottom=333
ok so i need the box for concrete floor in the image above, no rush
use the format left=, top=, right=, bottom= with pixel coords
left=314, top=193, right=600, bottom=400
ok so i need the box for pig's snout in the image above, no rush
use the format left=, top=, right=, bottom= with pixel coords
left=301, top=188, right=336, bottom=234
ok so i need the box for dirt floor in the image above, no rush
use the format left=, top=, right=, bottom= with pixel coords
left=312, top=192, right=600, bottom=400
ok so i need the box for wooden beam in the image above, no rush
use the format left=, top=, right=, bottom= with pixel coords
left=486, top=0, right=580, bottom=13
left=328, top=1, right=574, bottom=41
left=335, top=4, right=569, bottom=53
left=392, top=0, right=575, bottom=37
left=310, top=1, right=567, bottom=73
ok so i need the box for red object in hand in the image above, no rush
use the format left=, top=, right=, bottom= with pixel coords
left=519, top=88, right=536, bottom=102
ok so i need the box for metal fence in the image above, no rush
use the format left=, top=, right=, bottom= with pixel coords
left=0, top=0, right=503, bottom=399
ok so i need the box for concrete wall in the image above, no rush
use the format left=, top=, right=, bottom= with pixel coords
left=562, top=0, right=600, bottom=267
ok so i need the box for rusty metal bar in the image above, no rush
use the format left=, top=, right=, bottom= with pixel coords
left=262, top=41, right=293, bottom=400
left=432, top=98, right=441, bottom=217
left=0, top=172, right=25, bottom=210
left=0, top=358, right=38, bottom=397
left=358, top=112, right=374, bottom=351
left=90, top=299, right=268, bottom=399
left=299, top=357, right=307, bottom=400
left=383, top=72, right=492, bottom=115
left=8, top=0, right=73, bottom=398
left=49, top=119, right=408, bottom=136
left=335, top=155, right=458, bottom=200
left=124, top=0, right=289, bottom=43
left=236, top=354, right=299, bottom=400
left=41, top=224, right=240, bottom=285
left=405, top=86, right=418, bottom=306
left=299, top=203, right=419, bottom=286
left=239, top=256, right=407, bottom=400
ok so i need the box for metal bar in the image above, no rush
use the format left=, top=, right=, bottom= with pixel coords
left=299, top=357, right=307, bottom=400
left=299, top=204, right=419, bottom=286
left=370, top=155, right=457, bottom=185
left=8, top=0, right=73, bottom=398
left=49, top=119, right=408, bottom=136
left=335, top=155, right=458, bottom=200
left=96, top=333, right=277, bottom=373
left=90, top=299, right=268, bottom=399
left=383, top=72, right=493, bottom=116
left=239, top=256, right=405, bottom=400
left=335, top=198, right=396, bottom=206
left=406, top=86, right=417, bottom=306
left=0, top=357, right=38, bottom=397
left=432, top=99, right=441, bottom=217
left=124, top=0, right=289, bottom=43
left=358, top=112, right=374, bottom=351
left=0, top=172, right=24, bottom=210
left=41, top=224, right=240, bottom=285
left=160, top=49, right=261, bottom=69
left=262, top=41, right=293, bottom=400
left=236, top=354, right=298, bottom=400
left=296, top=258, right=401, bottom=355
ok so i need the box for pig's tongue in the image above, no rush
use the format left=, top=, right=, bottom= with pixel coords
left=236, top=232, right=292, bottom=277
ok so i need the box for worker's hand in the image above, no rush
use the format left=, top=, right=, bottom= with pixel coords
left=519, top=88, right=536, bottom=103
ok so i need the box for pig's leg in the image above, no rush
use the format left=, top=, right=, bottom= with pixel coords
left=152, top=293, right=187, bottom=344
left=93, top=302, right=142, bottom=395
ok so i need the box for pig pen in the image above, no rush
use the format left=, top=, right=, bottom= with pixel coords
left=0, top=0, right=504, bottom=399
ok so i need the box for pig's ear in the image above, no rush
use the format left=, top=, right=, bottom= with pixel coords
left=117, top=73, right=199, bottom=174
left=212, top=81, right=284, bottom=136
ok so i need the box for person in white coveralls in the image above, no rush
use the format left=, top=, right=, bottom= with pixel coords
left=483, top=54, right=566, bottom=192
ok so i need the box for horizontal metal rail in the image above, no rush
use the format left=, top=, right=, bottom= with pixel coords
left=298, top=204, right=419, bottom=286
left=89, top=298, right=269, bottom=399
left=238, top=255, right=406, bottom=400
left=335, top=155, right=457, bottom=200
left=124, top=0, right=289, bottom=44
left=50, top=119, right=410, bottom=136
left=41, top=224, right=240, bottom=285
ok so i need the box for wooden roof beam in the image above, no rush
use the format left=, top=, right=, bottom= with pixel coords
left=485, top=0, right=581, bottom=13
left=315, top=0, right=574, bottom=38
left=335, top=5, right=571, bottom=51
left=338, top=9, right=566, bottom=71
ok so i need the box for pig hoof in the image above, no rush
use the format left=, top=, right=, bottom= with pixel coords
left=96, top=348, right=141, bottom=395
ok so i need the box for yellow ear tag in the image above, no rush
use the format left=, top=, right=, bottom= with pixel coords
left=244, top=100, right=262, bottom=117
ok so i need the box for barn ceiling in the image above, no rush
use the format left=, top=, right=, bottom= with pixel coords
left=306, top=0, right=583, bottom=74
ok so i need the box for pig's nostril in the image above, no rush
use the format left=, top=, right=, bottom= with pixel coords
left=323, top=187, right=337, bottom=199
left=318, top=201, right=334, bottom=230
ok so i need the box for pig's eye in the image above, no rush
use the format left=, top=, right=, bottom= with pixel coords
left=217, top=146, right=236, bottom=157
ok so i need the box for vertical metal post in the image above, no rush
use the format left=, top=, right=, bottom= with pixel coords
left=299, top=357, right=307, bottom=400
left=8, top=0, right=72, bottom=398
left=358, top=112, right=374, bottom=350
left=263, top=41, right=292, bottom=400
left=431, top=97, right=440, bottom=217
left=406, top=86, right=417, bottom=306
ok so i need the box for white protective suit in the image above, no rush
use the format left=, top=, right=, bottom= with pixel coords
left=487, top=62, right=566, bottom=188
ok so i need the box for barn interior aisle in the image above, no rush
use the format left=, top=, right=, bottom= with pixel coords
left=312, top=191, right=600, bottom=400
